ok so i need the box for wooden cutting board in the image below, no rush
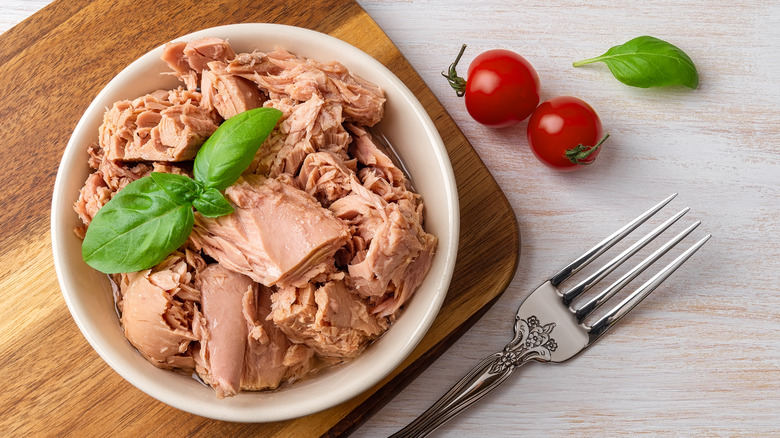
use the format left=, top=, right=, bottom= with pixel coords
left=0, top=0, right=518, bottom=436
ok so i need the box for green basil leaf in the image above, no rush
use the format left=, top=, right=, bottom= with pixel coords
left=81, top=108, right=280, bottom=274
left=194, top=107, right=282, bottom=190
left=193, top=187, right=234, bottom=217
left=150, top=172, right=200, bottom=204
left=573, top=36, right=698, bottom=89
left=82, top=176, right=195, bottom=274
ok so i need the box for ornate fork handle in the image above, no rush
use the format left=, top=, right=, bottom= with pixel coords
left=390, top=316, right=557, bottom=438
left=388, top=352, right=519, bottom=438
left=391, top=196, right=710, bottom=437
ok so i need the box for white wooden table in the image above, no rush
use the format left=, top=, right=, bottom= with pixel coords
left=3, top=1, right=778, bottom=436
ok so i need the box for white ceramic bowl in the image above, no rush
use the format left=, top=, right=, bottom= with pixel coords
left=51, top=23, right=459, bottom=422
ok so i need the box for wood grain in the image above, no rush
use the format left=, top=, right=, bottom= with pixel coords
left=0, top=0, right=517, bottom=437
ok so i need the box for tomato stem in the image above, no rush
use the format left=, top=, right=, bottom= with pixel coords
left=564, top=133, right=609, bottom=165
left=442, top=44, right=468, bottom=97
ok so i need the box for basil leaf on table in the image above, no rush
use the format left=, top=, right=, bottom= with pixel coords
left=193, top=187, right=234, bottom=218
left=194, top=107, right=283, bottom=190
left=573, top=36, right=699, bottom=89
left=82, top=176, right=195, bottom=274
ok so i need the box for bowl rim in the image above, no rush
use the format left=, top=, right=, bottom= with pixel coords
left=51, top=22, right=459, bottom=422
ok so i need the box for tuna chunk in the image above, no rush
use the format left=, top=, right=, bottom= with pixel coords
left=183, top=37, right=237, bottom=72
left=160, top=41, right=199, bottom=91
left=194, top=263, right=299, bottom=396
left=161, top=41, right=190, bottom=74
left=267, top=95, right=324, bottom=176
left=281, top=344, right=319, bottom=383
left=190, top=176, right=350, bottom=287
left=116, top=251, right=204, bottom=370
left=230, top=48, right=304, bottom=77
left=346, top=124, right=423, bottom=220
left=351, top=127, right=426, bottom=230
left=347, top=203, right=421, bottom=296
left=201, top=61, right=265, bottom=119
left=195, top=264, right=255, bottom=398
left=95, top=155, right=151, bottom=191
left=270, top=280, right=387, bottom=358
left=240, top=281, right=290, bottom=390
left=100, top=88, right=219, bottom=162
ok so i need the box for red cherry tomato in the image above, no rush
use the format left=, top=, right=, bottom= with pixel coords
left=526, top=96, right=608, bottom=171
left=444, top=45, right=540, bottom=128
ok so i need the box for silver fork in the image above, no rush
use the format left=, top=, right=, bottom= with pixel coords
left=391, top=193, right=711, bottom=437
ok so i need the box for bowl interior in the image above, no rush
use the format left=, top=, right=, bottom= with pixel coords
left=51, top=23, right=458, bottom=422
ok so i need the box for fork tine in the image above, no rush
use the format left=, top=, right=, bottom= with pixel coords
left=549, top=193, right=678, bottom=287
left=575, top=220, right=701, bottom=321
left=588, top=234, right=711, bottom=341
left=561, top=207, right=691, bottom=306
left=367, top=127, right=415, bottom=189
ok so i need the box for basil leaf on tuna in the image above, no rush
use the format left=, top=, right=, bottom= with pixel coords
left=194, top=107, right=282, bottom=190
left=82, top=176, right=195, bottom=274
left=149, top=171, right=201, bottom=204
left=82, top=107, right=281, bottom=274
left=573, top=36, right=699, bottom=89
left=193, top=187, right=234, bottom=218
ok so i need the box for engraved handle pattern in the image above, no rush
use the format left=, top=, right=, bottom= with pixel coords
left=390, top=316, right=558, bottom=438
left=494, top=315, right=558, bottom=372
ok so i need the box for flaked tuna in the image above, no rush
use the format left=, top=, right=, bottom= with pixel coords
left=329, top=174, right=437, bottom=314
left=297, top=151, right=355, bottom=206
left=228, top=48, right=386, bottom=126
left=370, top=223, right=437, bottom=318
left=73, top=172, right=111, bottom=235
left=100, top=88, right=219, bottom=162
left=330, top=175, right=388, bottom=248
left=190, top=176, right=350, bottom=287
left=246, top=94, right=351, bottom=178
left=348, top=202, right=436, bottom=302
left=270, top=280, right=387, bottom=358
left=161, top=42, right=198, bottom=91
left=268, top=95, right=325, bottom=176
left=281, top=343, right=319, bottom=383
left=348, top=124, right=409, bottom=191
